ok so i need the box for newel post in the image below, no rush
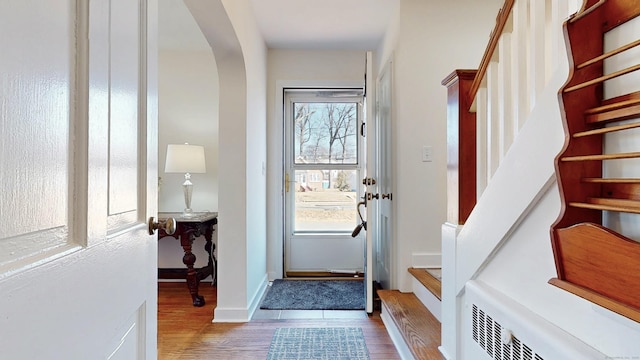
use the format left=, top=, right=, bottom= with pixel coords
left=442, top=70, right=477, bottom=224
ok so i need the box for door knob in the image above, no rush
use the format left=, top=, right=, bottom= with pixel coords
left=148, top=216, right=176, bottom=235
left=382, top=193, right=392, bottom=200
left=367, top=192, right=379, bottom=201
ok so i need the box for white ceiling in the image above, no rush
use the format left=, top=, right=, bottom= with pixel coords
left=248, top=0, right=398, bottom=49
left=159, top=0, right=399, bottom=51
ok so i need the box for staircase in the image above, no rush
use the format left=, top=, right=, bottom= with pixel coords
left=378, top=268, right=442, bottom=360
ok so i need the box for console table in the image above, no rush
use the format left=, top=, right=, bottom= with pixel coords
left=157, top=212, right=217, bottom=307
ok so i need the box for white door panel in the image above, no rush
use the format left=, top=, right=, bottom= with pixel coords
left=289, top=237, right=364, bottom=271
left=0, top=0, right=74, bottom=271
left=375, top=59, right=394, bottom=290
left=107, top=306, right=146, bottom=360
left=0, top=1, right=158, bottom=358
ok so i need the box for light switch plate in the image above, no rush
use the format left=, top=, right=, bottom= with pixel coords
left=422, top=146, right=433, bottom=162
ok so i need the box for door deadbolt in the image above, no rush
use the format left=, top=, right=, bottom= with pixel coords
left=367, top=192, right=379, bottom=201
left=362, top=177, right=376, bottom=186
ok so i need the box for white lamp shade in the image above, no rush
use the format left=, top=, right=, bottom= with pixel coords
left=164, top=144, right=206, bottom=173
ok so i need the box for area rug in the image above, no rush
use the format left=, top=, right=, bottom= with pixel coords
left=260, top=279, right=364, bottom=310
left=266, top=327, right=370, bottom=360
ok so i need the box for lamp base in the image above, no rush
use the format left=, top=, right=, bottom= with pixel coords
left=182, top=208, right=194, bottom=217
left=182, top=174, right=195, bottom=217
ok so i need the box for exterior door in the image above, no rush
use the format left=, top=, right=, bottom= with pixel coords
left=284, top=88, right=365, bottom=275
left=0, top=1, right=158, bottom=358
left=363, top=52, right=375, bottom=313
left=373, top=60, right=394, bottom=290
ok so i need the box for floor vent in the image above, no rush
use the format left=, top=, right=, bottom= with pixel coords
left=472, top=304, right=544, bottom=360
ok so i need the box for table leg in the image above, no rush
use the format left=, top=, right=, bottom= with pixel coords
left=181, top=233, right=205, bottom=307
left=203, top=224, right=217, bottom=287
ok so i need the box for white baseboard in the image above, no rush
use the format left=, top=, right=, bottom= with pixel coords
left=411, top=252, right=441, bottom=268
left=247, top=274, right=269, bottom=319
left=212, top=307, right=251, bottom=323
left=157, top=275, right=212, bottom=283
left=438, top=345, right=453, bottom=360
left=213, top=274, right=269, bottom=323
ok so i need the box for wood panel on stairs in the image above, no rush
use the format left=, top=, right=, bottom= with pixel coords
left=551, top=0, right=640, bottom=323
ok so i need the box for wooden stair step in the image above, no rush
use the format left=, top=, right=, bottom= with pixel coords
left=378, top=290, right=441, bottom=360
left=408, top=267, right=441, bottom=301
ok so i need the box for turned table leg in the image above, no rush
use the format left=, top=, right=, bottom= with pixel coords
left=181, top=232, right=205, bottom=307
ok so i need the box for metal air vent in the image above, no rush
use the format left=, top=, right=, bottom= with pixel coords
left=472, top=304, right=544, bottom=360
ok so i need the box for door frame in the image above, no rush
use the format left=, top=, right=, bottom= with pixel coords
left=272, top=80, right=366, bottom=280
left=282, top=86, right=365, bottom=276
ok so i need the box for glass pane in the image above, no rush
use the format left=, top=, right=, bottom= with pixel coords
left=293, top=102, right=358, bottom=164
left=294, top=169, right=358, bottom=232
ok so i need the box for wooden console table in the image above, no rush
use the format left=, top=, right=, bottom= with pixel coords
left=157, top=212, right=217, bottom=307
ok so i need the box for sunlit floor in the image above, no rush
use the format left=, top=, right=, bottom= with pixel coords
left=253, top=308, right=369, bottom=320
left=158, top=281, right=400, bottom=360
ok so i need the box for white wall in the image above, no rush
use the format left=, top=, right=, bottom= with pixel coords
left=223, top=0, right=269, bottom=314
left=187, top=0, right=268, bottom=321
left=158, top=49, right=219, bottom=269
left=376, top=0, right=503, bottom=291
left=266, top=49, right=367, bottom=280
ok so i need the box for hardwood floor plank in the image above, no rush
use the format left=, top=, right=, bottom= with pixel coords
left=158, top=282, right=400, bottom=359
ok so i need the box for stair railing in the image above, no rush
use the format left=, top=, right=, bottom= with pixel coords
left=469, top=0, right=581, bottom=199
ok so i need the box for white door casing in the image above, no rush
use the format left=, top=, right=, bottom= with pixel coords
left=0, top=0, right=158, bottom=358
left=283, top=87, right=365, bottom=274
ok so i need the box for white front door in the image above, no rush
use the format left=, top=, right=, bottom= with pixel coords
left=0, top=1, right=158, bottom=358
left=373, top=59, right=394, bottom=290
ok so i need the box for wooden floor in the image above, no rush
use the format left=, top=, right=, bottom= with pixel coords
left=158, top=282, right=401, bottom=359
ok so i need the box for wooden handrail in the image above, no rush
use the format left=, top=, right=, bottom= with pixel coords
left=467, top=0, right=515, bottom=109
left=569, top=0, right=606, bottom=23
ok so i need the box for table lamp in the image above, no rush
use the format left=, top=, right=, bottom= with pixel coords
left=164, top=143, right=206, bottom=217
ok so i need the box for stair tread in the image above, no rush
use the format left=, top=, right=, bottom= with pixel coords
left=378, top=290, right=442, bottom=360
left=408, top=267, right=442, bottom=301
